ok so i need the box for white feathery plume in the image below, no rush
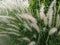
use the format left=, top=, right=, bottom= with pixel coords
left=40, top=3, right=47, bottom=26
left=19, top=13, right=40, bottom=33
left=19, top=0, right=29, bottom=8
left=0, top=2, right=7, bottom=9
left=28, top=41, right=36, bottom=45
left=40, top=3, right=46, bottom=20
left=15, top=0, right=29, bottom=8
left=29, top=23, right=40, bottom=33
left=5, top=28, right=19, bottom=32
left=0, top=8, right=8, bottom=15
left=49, top=27, right=57, bottom=35
left=0, top=16, right=14, bottom=23
left=0, top=2, right=8, bottom=15
left=0, top=0, right=19, bottom=11
left=0, top=31, right=20, bottom=36
left=0, top=0, right=29, bottom=11
left=19, top=14, right=37, bottom=23
left=23, top=22, right=32, bottom=32
left=43, top=17, right=47, bottom=26
left=0, top=0, right=15, bottom=11
left=0, top=16, right=14, bottom=19
left=21, top=37, right=30, bottom=42
left=0, top=0, right=14, bottom=10
left=47, top=0, right=56, bottom=27
left=7, top=32, right=20, bottom=36
left=18, top=13, right=40, bottom=32
left=7, top=24, right=19, bottom=30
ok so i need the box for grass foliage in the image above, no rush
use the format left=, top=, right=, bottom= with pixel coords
left=0, top=0, right=60, bottom=45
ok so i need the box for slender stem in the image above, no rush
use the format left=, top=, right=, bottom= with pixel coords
left=37, top=33, right=41, bottom=45
left=46, top=35, right=49, bottom=45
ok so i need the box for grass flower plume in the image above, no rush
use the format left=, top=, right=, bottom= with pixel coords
left=0, top=0, right=60, bottom=45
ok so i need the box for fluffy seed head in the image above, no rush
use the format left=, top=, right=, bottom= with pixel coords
left=19, top=14, right=37, bottom=23
left=28, top=41, right=36, bottom=45
left=49, top=28, right=57, bottom=35
left=21, top=37, right=30, bottom=42
left=47, top=0, right=56, bottom=27
left=40, top=4, right=46, bottom=20
left=30, top=23, right=40, bottom=33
